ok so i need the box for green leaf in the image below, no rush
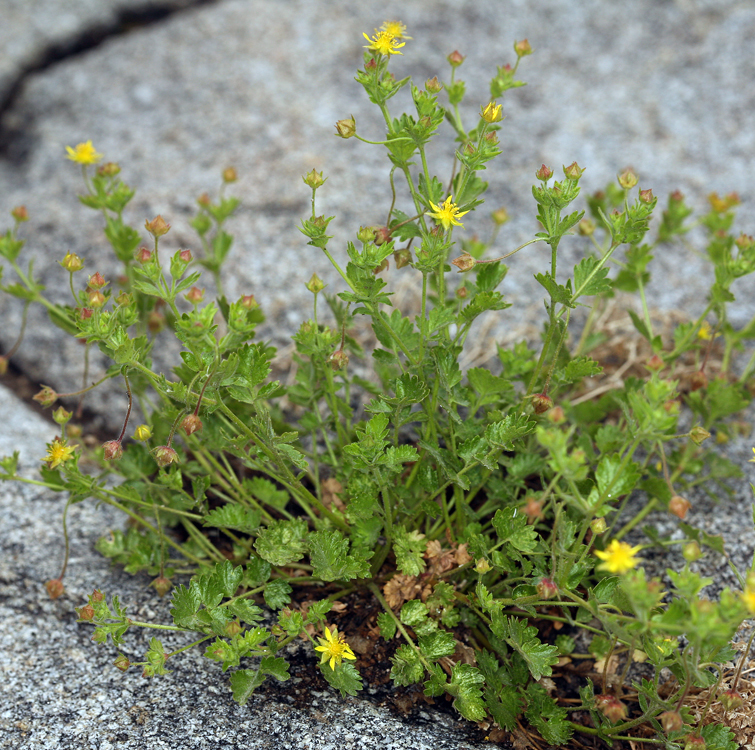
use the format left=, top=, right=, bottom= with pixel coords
left=390, top=644, right=425, bottom=686
left=595, top=453, right=641, bottom=499
left=678, top=522, right=726, bottom=556
left=495, top=616, right=558, bottom=681
left=260, top=655, right=290, bottom=683
left=418, top=630, right=456, bottom=660
left=701, top=722, right=738, bottom=750
left=573, top=255, right=611, bottom=298
left=534, top=272, right=574, bottom=307
left=262, top=579, right=292, bottom=610
left=554, top=355, right=603, bottom=385
left=229, top=668, right=265, bottom=705
left=203, top=505, right=261, bottom=534
left=228, top=600, right=264, bottom=625
left=492, top=508, right=538, bottom=554
left=377, top=612, right=397, bottom=640
left=245, top=476, right=289, bottom=509
left=254, top=518, right=308, bottom=566
left=450, top=664, right=486, bottom=722
left=320, top=661, right=362, bottom=697
left=308, top=529, right=370, bottom=581
left=485, top=413, right=536, bottom=448
left=486, top=685, right=523, bottom=732
left=524, top=684, right=572, bottom=745
left=392, top=527, right=427, bottom=576
left=467, top=368, right=513, bottom=405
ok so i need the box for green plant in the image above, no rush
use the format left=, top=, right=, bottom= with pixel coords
left=2, top=20, right=755, bottom=749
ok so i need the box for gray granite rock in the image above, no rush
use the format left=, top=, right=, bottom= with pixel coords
left=0, top=0, right=754, bottom=428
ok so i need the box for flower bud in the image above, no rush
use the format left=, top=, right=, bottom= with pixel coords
left=531, top=393, right=553, bottom=415
left=184, top=286, right=204, bottom=304
left=153, top=445, right=178, bottom=467
left=181, top=414, right=203, bottom=436
left=197, top=192, right=212, bottom=207
left=537, top=577, right=558, bottom=600
left=547, top=406, right=565, bottom=424
left=97, top=162, right=121, bottom=177
left=474, top=558, right=492, bottom=574
left=390, top=248, right=410, bottom=269
left=480, top=101, right=503, bottom=123
left=147, top=310, right=165, bottom=333
left=334, top=116, right=357, bottom=138
left=225, top=621, right=242, bottom=637
left=78, top=307, right=92, bottom=320
left=113, top=655, right=131, bottom=672
left=563, top=161, right=585, bottom=181
left=514, top=38, right=532, bottom=57
left=302, top=169, right=326, bottom=189
left=305, top=273, right=325, bottom=294
left=522, top=496, right=543, bottom=523
left=578, top=218, right=596, bottom=236
left=11, top=205, right=29, bottom=222
left=659, top=711, right=683, bottom=733
left=136, top=246, right=152, bottom=263
left=491, top=207, right=509, bottom=226
left=60, top=252, right=84, bottom=272
left=45, top=578, right=65, bottom=599
left=595, top=695, right=627, bottom=724
left=455, top=286, right=468, bottom=300
left=145, top=215, right=170, bottom=238
left=115, top=291, right=133, bottom=307
left=87, top=290, right=106, bottom=308
left=425, top=76, right=443, bottom=93
left=689, top=370, right=708, bottom=391
left=645, top=354, right=665, bottom=371
left=447, top=50, right=465, bottom=67
left=102, top=440, right=124, bottom=461
left=689, top=426, right=711, bottom=446
left=33, top=386, right=58, bottom=408
left=451, top=252, right=476, bottom=272
left=683, top=735, right=706, bottom=750
left=87, top=272, right=107, bottom=290
left=719, top=689, right=744, bottom=711
left=668, top=495, right=691, bottom=520
left=91, top=589, right=104, bottom=602
left=151, top=576, right=172, bottom=597
left=239, top=294, right=258, bottom=310
left=222, top=166, right=238, bottom=183
left=374, top=226, right=392, bottom=245
left=356, top=226, right=376, bottom=243
left=52, top=407, right=72, bottom=425
left=77, top=604, right=95, bottom=621
left=328, top=349, right=349, bottom=371
left=591, top=517, right=608, bottom=535
left=618, top=170, right=638, bottom=189
left=535, top=164, right=553, bottom=181
left=639, top=188, right=654, bottom=204
left=682, top=541, right=702, bottom=562
left=179, top=249, right=192, bottom=264
left=133, top=424, right=152, bottom=442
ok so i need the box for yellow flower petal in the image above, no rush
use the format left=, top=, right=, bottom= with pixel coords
left=65, top=140, right=103, bottom=165
left=427, top=195, right=469, bottom=231
left=594, top=539, right=642, bottom=574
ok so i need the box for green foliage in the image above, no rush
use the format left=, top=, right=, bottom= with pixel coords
left=2, top=22, right=754, bottom=749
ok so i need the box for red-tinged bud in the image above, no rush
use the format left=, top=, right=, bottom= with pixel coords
left=514, top=38, right=532, bottom=57
left=113, top=655, right=131, bottom=672
left=618, top=169, right=638, bottom=189
left=197, top=192, right=212, bottom=207
left=682, top=540, right=702, bottom=561
left=11, top=205, right=29, bottom=222
left=184, top=286, right=204, bottom=304
left=484, top=131, right=498, bottom=145
left=455, top=285, right=468, bottom=299
left=670, top=190, right=684, bottom=203
left=663, top=399, right=680, bottom=414
left=689, top=426, right=710, bottom=445
left=425, top=76, right=442, bottom=93
left=537, top=577, right=558, bottom=600
left=0, top=356, right=7, bottom=376
left=645, top=354, right=665, bottom=371
left=548, top=406, right=565, bottom=424
left=115, top=291, right=133, bottom=307
left=532, top=393, right=553, bottom=415
left=689, top=370, right=708, bottom=391
left=136, top=246, right=152, bottom=263
left=595, top=695, right=628, bottom=724
left=735, top=234, right=754, bottom=250
left=222, top=166, right=238, bottom=183
left=45, top=578, right=65, bottom=599
left=522, top=496, right=543, bottom=522
left=302, top=169, right=326, bottom=189
left=373, top=258, right=389, bottom=274
left=374, top=226, right=392, bottom=245
left=87, top=272, right=106, bottom=290
left=465, top=142, right=476, bottom=155
left=33, top=386, right=58, bottom=408
left=578, top=218, right=596, bottom=236
left=447, top=50, right=465, bottom=67
left=536, top=164, right=553, bottom=181
left=153, top=445, right=178, bottom=467
left=659, top=711, right=683, bottom=733
left=91, top=589, right=105, bottom=602
left=102, top=440, right=124, bottom=461
left=225, top=621, right=242, bottom=637
left=145, top=215, right=170, bottom=238
left=77, top=604, right=95, bottom=621
left=147, top=310, right=165, bottom=333
left=451, top=253, right=476, bottom=272
left=719, top=689, right=744, bottom=711
left=79, top=307, right=93, bottom=320
left=365, top=58, right=377, bottom=71
left=151, top=576, right=172, bottom=597
left=683, top=735, right=706, bottom=750
left=181, top=414, right=203, bottom=436
left=334, top=116, right=357, bottom=138
left=639, top=188, right=654, bottom=204
left=563, top=161, right=585, bottom=181
left=328, top=349, right=349, bottom=371
left=669, top=494, right=691, bottom=520
left=87, top=290, right=106, bottom=308
left=97, top=162, right=121, bottom=177
left=179, top=249, right=192, bottom=264
left=491, top=207, right=509, bottom=226
left=392, top=248, right=411, bottom=269
left=239, top=294, right=257, bottom=310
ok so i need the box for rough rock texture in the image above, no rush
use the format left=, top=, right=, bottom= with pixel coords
left=0, top=0, right=753, bottom=426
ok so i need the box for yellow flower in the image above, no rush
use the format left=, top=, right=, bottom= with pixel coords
left=697, top=320, right=718, bottom=341
left=427, top=196, right=469, bottom=231
left=481, top=101, right=503, bottom=123
left=741, top=586, right=755, bottom=614
left=749, top=447, right=755, bottom=463
left=362, top=30, right=405, bottom=56
left=314, top=626, right=357, bottom=670
left=380, top=21, right=412, bottom=40
left=42, top=439, right=78, bottom=469
left=65, top=140, right=103, bottom=165
left=594, top=539, right=642, bottom=574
